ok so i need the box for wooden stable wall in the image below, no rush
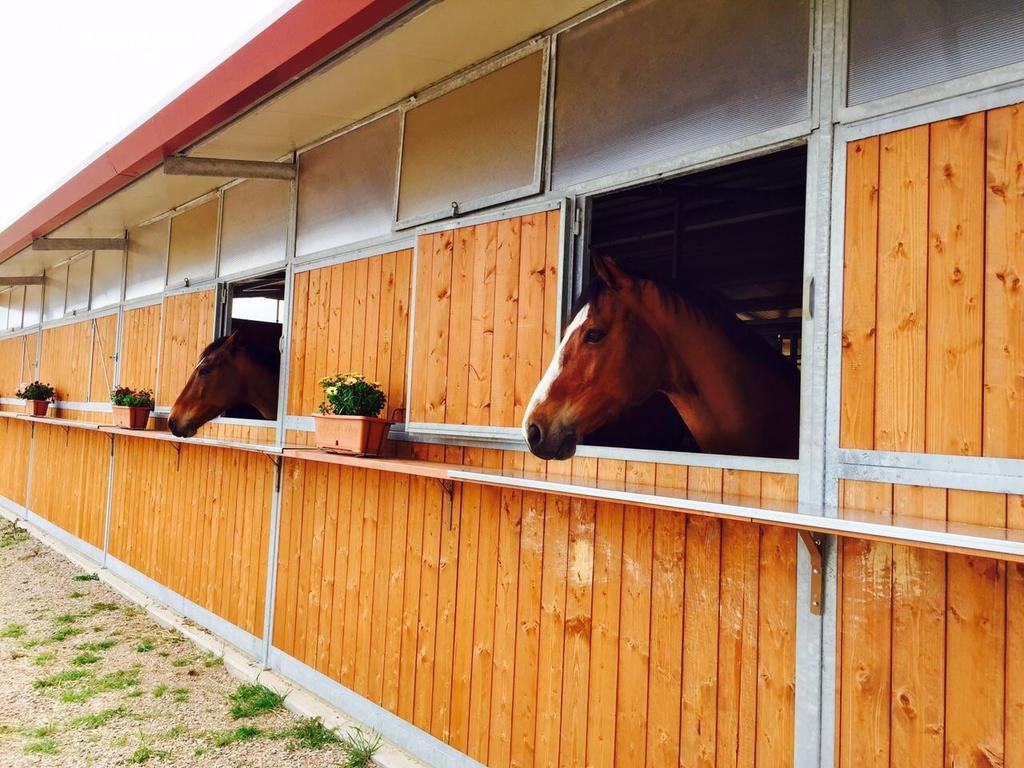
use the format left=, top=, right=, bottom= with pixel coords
left=409, top=210, right=561, bottom=428
left=274, top=446, right=799, bottom=768
left=841, top=103, right=1024, bottom=458
left=287, top=249, right=413, bottom=445
left=0, top=418, right=30, bottom=505
left=108, top=438, right=272, bottom=638
left=39, top=320, right=94, bottom=402
left=837, top=480, right=1024, bottom=768
left=156, top=289, right=216, bottom=408
left=0, top=335, right=28, bottom=400
left=120, top=303, right=162, bottom=393
left=28, top=423, right=109, bottom=550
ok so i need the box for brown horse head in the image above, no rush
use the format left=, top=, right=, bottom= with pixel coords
left=523, top=253, right=669, bottom=460
left=167, top=325, right=280, bottom=438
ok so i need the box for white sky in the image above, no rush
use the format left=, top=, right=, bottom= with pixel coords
left=0, top=0, right=300, bottom=231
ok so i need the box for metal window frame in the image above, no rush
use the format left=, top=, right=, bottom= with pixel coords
left=392, top=40, right=551, bottom=230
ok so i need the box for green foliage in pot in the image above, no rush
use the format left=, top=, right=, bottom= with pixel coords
left=110, top=386, right=155, bottom=409
left=317, top=373, right=386, bottom=418
left=16, top=381, right=55, bottom=401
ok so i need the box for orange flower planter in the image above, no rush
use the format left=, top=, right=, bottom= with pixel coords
left=313, top=414, right=392, bottom=456
left=25, top=400, right=49, bottom=417
left=112, top=405, right=152, bottom=430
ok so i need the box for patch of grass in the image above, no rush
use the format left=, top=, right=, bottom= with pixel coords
left=20, top=724, right=55, bottom=738
left=125, top=687, right=144, bottom=699
left=60, top=667, right=141, bottom=703
left=171, top=687, right=189, bottom=704
left=110, top=733, right=131, bottom=748
left=53, top=613, right=79, bottom=625
left=70, top=707, right=125, bottom=729
left=128, top=745, right=168, bottom=764
left=88, top=601, right=118, bottom=614
left=23, top=737, right=60, bottom=756
left=0, top=525, right=29, bottom=548
left=0, top=622, right=26, bottom=639
left=72, top=652, right=101, bottom=666
left=203, top=652, right=223, bottom=668
left=269, top=717, right=340, bottom=751
left=163, top=724, right=186, bottom=739
left=68, top=590, right=86, bottom=599
left=32, top=652, right=55, bottom=666
left=152, top=683, right=168, bottom=698
left=21, top=637, right=42, bottom=649
left=135, top=639, right=155, bottom=653
left=77, top=638, right=117, bottom=652
left=170, top=655, right=196, bottom=668
left=210, top=725, right=263, bottom=747
left=47, top=626, right=83, bottom=643
left=72, top=573, right=99, bottom=581
left=34, top=668, right=91, bottom=690
left=338, top=727, right=383, bottom=767
left=228, top=683, right=284, bottom=719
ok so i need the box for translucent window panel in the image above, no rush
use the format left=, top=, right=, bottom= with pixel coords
left=23, top=285, right=41, bottom=327
left=43, top=264, right=68, bottom=322
left=219, top=179, right=289, bottom=277
left=167, top=198, right=218, bottom=286
left=551, top=0, right=810, bottom=189
left=64, top=253, right=92, bottom=315
left=397, top=51, right=545, bottom=225
left=296, top=112, right=401, bottom=257
left=91, top=250, right=123, bottom=309
left=7, top=287, right=25, bottom=330
left=126, top=218, right=169, bottom=300
left=0, top=292, right=8, bottom=331
left=847, top=0, right=1024, bottom=105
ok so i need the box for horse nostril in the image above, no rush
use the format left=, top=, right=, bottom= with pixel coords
left=527, top=422, right=543, bottom=449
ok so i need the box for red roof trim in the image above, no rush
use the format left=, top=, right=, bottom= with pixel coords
left=0, top=0, right=413, bottom=263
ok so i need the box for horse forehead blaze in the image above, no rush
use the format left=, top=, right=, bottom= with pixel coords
left=522, top=302, right=591, bottom=427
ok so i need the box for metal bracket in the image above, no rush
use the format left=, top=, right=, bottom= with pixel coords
left=798, top=530, right=824, bottom=615
left=438, top=479, right=455, bottom=530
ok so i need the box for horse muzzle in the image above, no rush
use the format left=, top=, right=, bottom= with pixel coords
left=525, top=421, right=578, bottom=461
left=167, top=415, right=197, bottom=439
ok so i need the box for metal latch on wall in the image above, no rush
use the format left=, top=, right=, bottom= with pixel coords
left=798, top=531, right=824, bottom=615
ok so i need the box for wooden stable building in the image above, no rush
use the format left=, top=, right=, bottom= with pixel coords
left=1, top=1, right=1023, bottom=765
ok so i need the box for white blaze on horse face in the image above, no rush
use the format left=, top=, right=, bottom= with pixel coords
left=522, top=303, right=590, bottom=437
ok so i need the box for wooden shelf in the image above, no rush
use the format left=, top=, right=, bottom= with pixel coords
left=17, top=414, right=105, bottom=430
left=448, top=467, right=1024, bottom=564
left=282, top=447, right=455, bottom=480
left=101, top=426, right=281, bottom=455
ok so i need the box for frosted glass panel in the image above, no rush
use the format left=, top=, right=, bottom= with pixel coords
left=551, top=0, right=810, bottom=189
left=397, top=51, right=544, bottom=224
left=43, top=264, right=68, bottom=321
left=126, top=218, right=168, bottom=300
left=848, top=0, right=1024, bottom=105
left=91, top=251, right=123, bottom=309
left=23, top=285, right=41, bottom=327
left=219, top=180, right=289, bottom=277
left=65, top=254, right=92, bottom=315
left=296, top=112, right=400, bottom=256
left=167, top=199, right=218, bottom=287
left=0, top=292, right=8, bottom=331
left=8, top=287, right=25, bottom=330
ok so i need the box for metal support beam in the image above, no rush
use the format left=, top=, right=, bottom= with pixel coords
left=798, top=530, right=825, bottom=615
left=0, top=276, right=45, bottom=286
left=163, top=155, right=296, bottom=181
left=32, top=238, right=126, bottom=251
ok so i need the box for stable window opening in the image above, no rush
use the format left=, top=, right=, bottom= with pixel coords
left=218, top=270, right=285, bottom=420
left=577, top=146, right=806, bottom=459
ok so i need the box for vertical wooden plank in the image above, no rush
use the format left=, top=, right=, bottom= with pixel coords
left=945, top=490, right=1006, bottom=768
left=410, top=237, right=434, bottom=422
left=559, top=456, right=597, bottom=768
left=431, top=463, right=462, bottom=742
left=328, top=466, right=355, bottom=682
left=838, top=480, right=893, bottom=768
left=389, top=249, right=413, bottom=414
left=336, top=260, right=358, bottom=379
left=541, top=210, right=562, bottom=375
left=890, top=485, right=946, bottom=768
left=491, top=217, right=522, bottom=427
left=984, top=105, right=1024, bottom=459
left=354, top=470, right=381, bottom=695
left=875, top=127, right=929, bottom=452
left=362, top=255, right=383, bottom=380
left=446, top=225, right=475, bottom=425
left=926, top=113, right=986, bottom=455
left=381, top=472, right=410, bottom=714
left=425, top=231, right=454, bottom=423
left=367, top=472, right=394, bottom=703
left=681, top=467, right=723, bottom=768
left=1007, top=495, right=1024, bottom=768
left=514, top=212, right=548, bottom=427
left=375, top=252, right=397, bottom=417
left=489, top=452, right=524, bottom=768
left=467, top=222, right=498, bottom=426
left=586, top=458, right=625, bottom=768
left=341, top=467, right=368, bottom=687
left=716, top=471, right=761, bottom=768
left=398, top=473, right=426, bottom=723
left=414, top=450, right=444, bottom=731
left=841, top=137, right=881, bottom=448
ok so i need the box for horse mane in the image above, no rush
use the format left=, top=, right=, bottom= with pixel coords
left=200, top=331, right=280, bottom=373
left=581, top=264, right=800, bottom=385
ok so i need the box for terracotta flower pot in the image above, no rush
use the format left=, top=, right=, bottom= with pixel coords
left=25, top=399, right=49, bottom=417
left=112, top=405, right=152, bottom=430
left=313, top=414, right=392, bottom=456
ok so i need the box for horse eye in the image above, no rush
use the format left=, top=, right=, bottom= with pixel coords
left=197, top=366, right=211, bottom=377
left=582, top=328, right=607, bottom=344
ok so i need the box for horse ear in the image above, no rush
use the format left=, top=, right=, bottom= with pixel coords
left=591, top=251, right=631, bottom=291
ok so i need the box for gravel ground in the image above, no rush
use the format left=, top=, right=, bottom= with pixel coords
left=0, top=518, right=372, bottom=767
